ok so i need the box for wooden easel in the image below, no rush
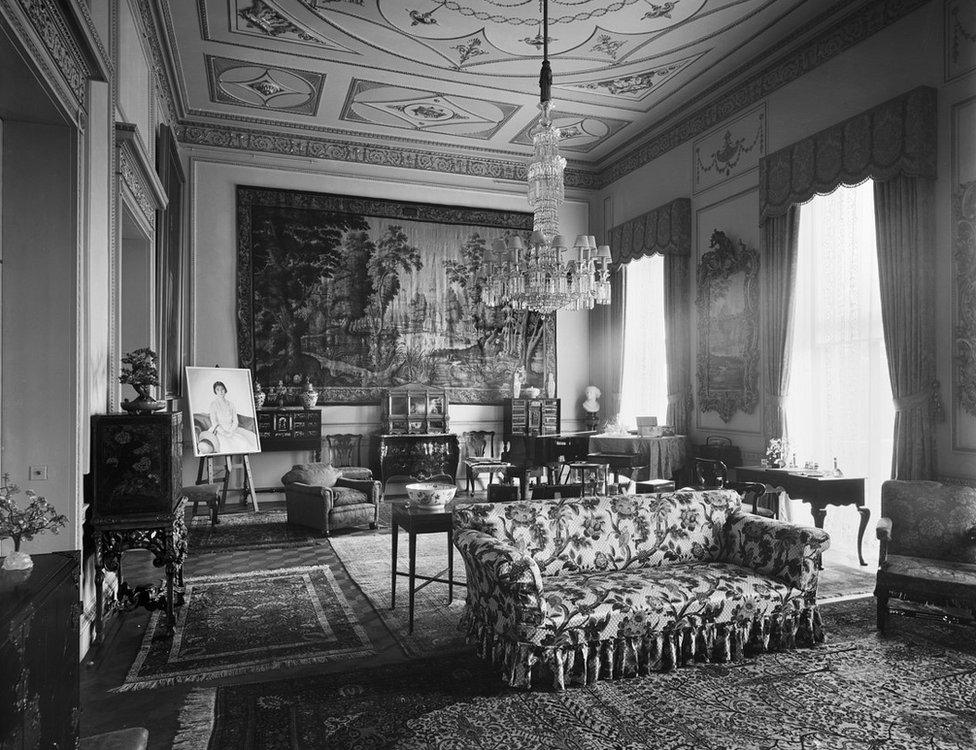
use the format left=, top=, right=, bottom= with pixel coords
left=196, top=454, right=258, bottom=512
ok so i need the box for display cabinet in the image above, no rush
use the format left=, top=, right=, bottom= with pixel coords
left=503, top=397, right=560, bottom=440
left=257, top=407, right=323, bottom=457
left=382, top=383, right=449, bottom=434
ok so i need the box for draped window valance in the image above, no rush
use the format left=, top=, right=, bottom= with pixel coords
left=609, top=197, right=691, bottom=265
left=759, top=86, right=936, bottom=221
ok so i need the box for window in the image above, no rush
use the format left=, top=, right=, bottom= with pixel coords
left=785, top=180, right=894, bottom=557
left=618, top=254, right=669, bottom=428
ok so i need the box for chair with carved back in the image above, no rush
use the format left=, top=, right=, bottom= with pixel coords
left=876, top=480, right=976, bottom=632
left=325, top=433, right=373, bottom=481
left=692, top=457, right=776, bottom=518
left=462, top=430, right=512, bottom=495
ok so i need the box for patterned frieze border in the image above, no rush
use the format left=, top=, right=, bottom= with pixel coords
left=597, top=0, right=932, bottom=188
left=176, top=122, right=601, bottom=189
left=135, top=0, right=182, bottom=126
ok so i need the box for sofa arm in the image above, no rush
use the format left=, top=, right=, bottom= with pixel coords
left=723, top=512, right=830, bottom=592
left=335, top=477, right=380, bottom=505
left=283, top=482, right=333, bottom=511
left=454, top=528, right=546, bottom=624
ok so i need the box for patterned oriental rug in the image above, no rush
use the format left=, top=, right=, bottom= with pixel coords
left=172, top=598, right=976, bottom=750
left=117, top=565, right=374, bottom=691
left=188, top=510, right=323, bottom=552
left=330, top=531, right=468, bottom=658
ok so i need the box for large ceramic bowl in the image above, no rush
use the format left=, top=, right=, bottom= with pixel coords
left=405, top=482, right=457, bottom=508
left=521, top=386, right=542, bottom=398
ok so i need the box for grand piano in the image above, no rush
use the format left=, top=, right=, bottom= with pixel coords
left=502, top=431, right=596, bottom=499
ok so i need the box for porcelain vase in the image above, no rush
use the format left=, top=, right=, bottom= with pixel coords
left=2, top=547, right=33, bottom=571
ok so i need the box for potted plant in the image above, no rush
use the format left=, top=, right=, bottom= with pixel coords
left=0, top=474, right=68, bottom=571
left=119, top=347, right=164, bottom=414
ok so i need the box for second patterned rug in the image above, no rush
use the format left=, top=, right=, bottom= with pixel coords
left=116, top=564, right=374, bottom=691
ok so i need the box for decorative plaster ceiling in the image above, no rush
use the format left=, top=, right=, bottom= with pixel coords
left=161, top=0, right=872, bottom=170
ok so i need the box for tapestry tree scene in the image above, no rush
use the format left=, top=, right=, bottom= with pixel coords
left=237, top=187, right=552, bottom=404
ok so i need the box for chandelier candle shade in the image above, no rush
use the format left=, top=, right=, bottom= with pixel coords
left=479, top=0, right=612, bottom=315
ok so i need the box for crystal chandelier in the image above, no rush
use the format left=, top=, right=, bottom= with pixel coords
left=478, top=0, right=612, bottom=315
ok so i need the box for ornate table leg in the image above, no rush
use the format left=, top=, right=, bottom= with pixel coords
left=390, top=519, right=398, bottom=609
left=856, top=505, right=871, bottom=567
left=408, top=532, right=417, bottom=634
left=94, top=534, right=105, bottom=646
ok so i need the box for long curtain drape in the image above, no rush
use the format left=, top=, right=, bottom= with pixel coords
left=608, top=198, right=692, bottom=429
left=758, top=86, right=938, bottom=475
left=760, top=206, right=800, bottom=446
left=664, top=253, right=692, bottom=434
left=873, top=174, right=943, bottom=479
left=608, top=266, right=627, bottom=417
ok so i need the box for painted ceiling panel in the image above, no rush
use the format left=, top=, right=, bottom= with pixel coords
left=167, top=0, right=863, bottom=165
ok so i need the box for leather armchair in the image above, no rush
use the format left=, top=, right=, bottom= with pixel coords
left=875, top=480, right=976, bottom=632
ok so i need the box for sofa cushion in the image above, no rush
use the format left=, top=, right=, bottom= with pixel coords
left=454, top=490, right=742, bottom=577
left=281, top=463, right=342, bottom=489
left=330, top=486, right=368, bottom=508
left=528, top=561, right=801, bottom=648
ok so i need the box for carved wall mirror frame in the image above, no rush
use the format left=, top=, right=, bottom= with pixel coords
left=696, top=230, right=760, bottom=422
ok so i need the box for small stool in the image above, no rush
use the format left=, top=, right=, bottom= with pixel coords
left=567, top=462, right=606, bottom=496
left=183, top=483, right=222, bottom=526
left=635, top=479, right=676, bottom=494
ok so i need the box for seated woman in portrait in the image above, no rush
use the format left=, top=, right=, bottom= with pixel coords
left=197, top=381, right=259, bottom=454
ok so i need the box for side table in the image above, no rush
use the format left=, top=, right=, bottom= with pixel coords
left=92, top=499, right=188, bottom=643
left=390, top=501, right=466, bottom=633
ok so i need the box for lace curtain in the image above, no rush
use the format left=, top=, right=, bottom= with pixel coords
left=619, top=255, right=669, bottom=429
left=785, top=182, right=894, bottom=545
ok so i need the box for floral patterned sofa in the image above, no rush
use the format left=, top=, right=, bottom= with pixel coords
left=453, top=489, right=830, bottom=690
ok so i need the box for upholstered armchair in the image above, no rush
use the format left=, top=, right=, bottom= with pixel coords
left=875, top=480, right=976, bottom=631
left=281, top=463, right=379, bottom=535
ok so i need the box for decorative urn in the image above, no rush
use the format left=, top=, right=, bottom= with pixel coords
left=254, top=382, right=267, bottom=409
left=300, top=381, right=319, bottom=409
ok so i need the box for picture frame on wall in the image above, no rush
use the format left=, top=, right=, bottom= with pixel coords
left=696, top=229, right=760, bottom=422
left=185, top=366, right=262, bottom=457
left=156, top=123, right=187, bottom=402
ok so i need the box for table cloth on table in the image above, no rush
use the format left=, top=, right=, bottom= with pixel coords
left=588, top=434, right=689, bottom=481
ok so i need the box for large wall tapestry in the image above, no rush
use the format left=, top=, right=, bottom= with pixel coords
left=696, top=230, right=760, bottom=422
left=236, top=186, right=552, bottom=404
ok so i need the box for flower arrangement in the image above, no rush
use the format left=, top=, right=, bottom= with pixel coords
left=765, top=438, right=788, bottom=467
left=0, top=474, right=67, bottom=555
left=119, top=347, right=160, bottom=389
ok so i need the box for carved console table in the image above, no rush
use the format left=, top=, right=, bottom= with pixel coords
left=376, top=433, right=461, bottom=492
left=92, top=502, right=188, bottom=643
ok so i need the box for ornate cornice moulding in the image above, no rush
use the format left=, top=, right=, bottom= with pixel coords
left=176, top=122, right=601, bottom=190
left=0, top=0, right=108, bottom=122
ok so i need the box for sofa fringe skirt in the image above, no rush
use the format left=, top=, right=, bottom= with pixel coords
left=464, top=606, right=825, bottom=690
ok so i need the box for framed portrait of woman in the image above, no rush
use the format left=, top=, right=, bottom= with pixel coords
left=185, top=367, right=262, bottom=457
